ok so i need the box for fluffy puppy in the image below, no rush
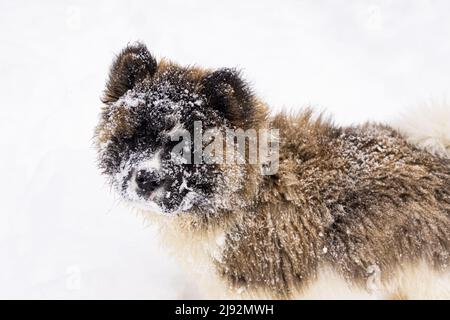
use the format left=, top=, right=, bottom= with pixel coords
left=95, top=43, right=450, bottom=299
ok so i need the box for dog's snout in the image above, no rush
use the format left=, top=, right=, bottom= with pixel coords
left=135, top=169, right=161, bottom=193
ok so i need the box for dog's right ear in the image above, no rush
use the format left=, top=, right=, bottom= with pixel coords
left=102, top=42, right=157, bottom=104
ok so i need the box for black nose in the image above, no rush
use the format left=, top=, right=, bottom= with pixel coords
left=135, top=170, right=161, bottom=193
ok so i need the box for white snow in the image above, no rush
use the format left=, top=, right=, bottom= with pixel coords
left=1, top=0, right=450, bottom=299
left=138, top=149, right=162, bottom=171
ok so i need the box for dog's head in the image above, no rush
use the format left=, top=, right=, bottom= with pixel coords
left=95, top=43, right=267, bottom=215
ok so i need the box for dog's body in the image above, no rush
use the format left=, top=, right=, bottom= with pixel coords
left=95, top=43, right=450, bottom=299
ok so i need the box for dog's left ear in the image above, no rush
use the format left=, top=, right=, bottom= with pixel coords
left=201, top=68, right=263, bottom=129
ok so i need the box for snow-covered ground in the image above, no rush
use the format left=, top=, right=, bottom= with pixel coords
left=0, top=0, right=449, bottom=299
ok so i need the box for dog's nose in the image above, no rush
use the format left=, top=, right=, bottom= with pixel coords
left=135, top=169, right=161, bottom=193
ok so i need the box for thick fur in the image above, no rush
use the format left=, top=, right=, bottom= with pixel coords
left=95, top=43, right=450, bottom=299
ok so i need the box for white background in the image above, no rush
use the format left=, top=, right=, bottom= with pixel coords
left=0, top=0, right=449, bottom=299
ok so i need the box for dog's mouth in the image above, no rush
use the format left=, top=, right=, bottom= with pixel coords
left=128, top=180, right=205, bottom=215
left=115, top=161, right=214, bottom=215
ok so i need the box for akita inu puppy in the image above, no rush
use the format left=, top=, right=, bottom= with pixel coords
left=95, top=43, right=450, bottom=299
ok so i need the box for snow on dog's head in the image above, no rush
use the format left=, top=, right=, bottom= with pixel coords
left=95, top=42, right=267, bottom=216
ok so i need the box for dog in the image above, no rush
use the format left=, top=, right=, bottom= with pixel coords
left=95, top=42, right=450, bottom=299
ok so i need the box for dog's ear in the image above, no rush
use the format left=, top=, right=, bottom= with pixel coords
left=201, top=68, right=262, bottom=129
left=102, top=42, right=157, bottom=104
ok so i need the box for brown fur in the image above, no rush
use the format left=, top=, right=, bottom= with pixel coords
left=213, top=112, right=450, bottom=298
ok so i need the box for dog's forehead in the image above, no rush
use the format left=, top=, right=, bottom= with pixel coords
left=96, top=69, right=217, bottom=162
